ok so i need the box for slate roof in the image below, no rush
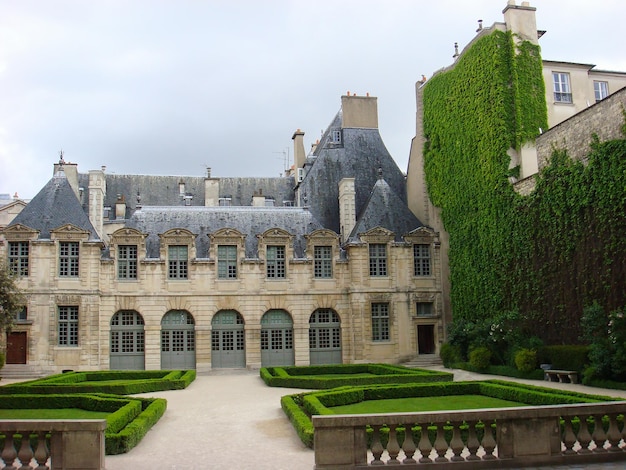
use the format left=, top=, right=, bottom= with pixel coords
left=77, top=174, right=296, bottom=219
left=298, top=110, right=408, bottom=233
left=9, top=170, right=99, bottom=240
left=124, top=206, right=324, bottom=259
left=349, top=178, right=423, bottom=242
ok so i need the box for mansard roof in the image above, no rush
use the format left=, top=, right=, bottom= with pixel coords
left=349, top=178, right=423, bottom=242
left=298, top=111, right=408, bottom=233
left=9, top=170, right=99, bottom=241
left=124, top=206, right=324, bottom=259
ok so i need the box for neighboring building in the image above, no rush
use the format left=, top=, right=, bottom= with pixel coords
left=0, top=193, right=28, bottom=230
left=0, top=94, right=444, bottom=374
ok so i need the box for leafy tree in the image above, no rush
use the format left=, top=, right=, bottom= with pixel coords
left=0, top=263, right=25, bottom=333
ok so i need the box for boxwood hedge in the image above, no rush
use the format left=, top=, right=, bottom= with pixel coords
left=284, top=380, right=619, bottom=448
left=0, top=370, right=196, bottom=395
left=261, top=363, right=453, bottom=389
left=0, top=392, right=167, bottom=455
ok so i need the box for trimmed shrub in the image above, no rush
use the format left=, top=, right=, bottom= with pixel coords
left=539, top=345, right=589, bottom=372
left=469, top=347, right=491, bottom=371
left=439, top=342, right=461, bottom=368
left=514, top=348, right=537, bottom=373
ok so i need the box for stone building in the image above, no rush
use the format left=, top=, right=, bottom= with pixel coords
left=1, top=94, right=443, bottom=374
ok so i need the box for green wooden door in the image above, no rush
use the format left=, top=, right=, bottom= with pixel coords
left=110, top=311, right=145, bottom=370
left=211, top=310, right=246, bottom=368
left=161, top=310, right=196, bottom=369
left=261, top=310, right=294, bottom=367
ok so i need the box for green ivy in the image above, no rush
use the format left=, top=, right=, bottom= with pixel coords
left=422, top=30, right=626, bottom=344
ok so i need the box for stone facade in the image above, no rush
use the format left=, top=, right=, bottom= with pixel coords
left=1, top=95, right=444, bottom=375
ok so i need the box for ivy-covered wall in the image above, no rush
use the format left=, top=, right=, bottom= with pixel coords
left=422, top=29, right=626, bottom=344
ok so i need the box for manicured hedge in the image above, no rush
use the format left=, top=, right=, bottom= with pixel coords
left=284, top=380, right=619, bottom=448
left=0, top=393, right=167, bottom=455
left=538, top=345, right=590, bottom=372
left=260, top=364, right=453, bottom=389
left=0, top=370, right=196, bottom=395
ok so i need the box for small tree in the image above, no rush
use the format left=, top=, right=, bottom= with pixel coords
left=0, top=263, right=25, bottom=334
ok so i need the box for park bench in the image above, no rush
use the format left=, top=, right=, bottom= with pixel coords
left=544, top=369, right=578, bottom=384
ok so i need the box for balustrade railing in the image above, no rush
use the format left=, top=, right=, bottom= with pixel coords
left=313, top=402, right=626, bottom=469
left=0, top=420, right=106, bottom=470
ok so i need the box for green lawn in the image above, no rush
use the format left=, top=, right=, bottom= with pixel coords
left=330, top=395, right=525, bottom=414
left=0, top=408, right=110, bottom=419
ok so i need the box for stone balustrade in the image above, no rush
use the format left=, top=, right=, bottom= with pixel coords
left=313, top=401, right=626, bottom=469
left=0, top=420, right=106, bottom=470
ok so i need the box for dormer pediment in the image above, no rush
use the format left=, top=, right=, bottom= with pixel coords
left=404, top=226, right=438, bottom=244
left=258, top=227, right=294, bottom=244
left=359, top=226, right=395, bottom=244
left=1, top=224, right=39, bottom=241
left=159, top=228, right=196, bottom=244
left=110, top=227, right=147, bottom=244
left=210, top=228, right=246, bottom=244
left=50, top=224, right=91, bottom=241
left=304, top=229, right=340, bottom=244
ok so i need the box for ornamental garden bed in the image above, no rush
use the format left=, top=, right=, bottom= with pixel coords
left=260, top=363, right=453, bottom=389
left=0, top=392, right=166, bottom=455
left=0, top=369, right=196, bottom=395
left=282, top=379, right=619, bottom=448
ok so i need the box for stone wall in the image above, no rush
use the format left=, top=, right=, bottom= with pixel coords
left=537, top=86, right=626, bottom=169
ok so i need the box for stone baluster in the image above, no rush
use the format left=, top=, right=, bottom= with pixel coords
left=370, top=425, right=384, bottom=465
left=33, top=431, right=49, bottom=470
left=605, top=413, right=622, bottom=452
left=17, top=432, right=35, bottom=470
left=562, top=417, right=577, bottom=454
left=401, top=422, right=417, bottom=464
left=481, top=421, right=497, bottom=460
left=417, top=424, right=433, bottom=463
left=577, top=415, right=593, bottom=454
left=591, top=414, right=607, bottom=452
left=449, top=421, right=465, bottom=461
left=465, top=421, right=481, bottom=461
left=2, top=432, right=18, bottom=470
left=433, top=423, right=449, bottom=462
left=386, top=425, right=401, bottom=464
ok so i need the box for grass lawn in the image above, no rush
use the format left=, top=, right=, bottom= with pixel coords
left=0, top=408, right=110, bottom=419
left=330, top=395, right=526, bottom=414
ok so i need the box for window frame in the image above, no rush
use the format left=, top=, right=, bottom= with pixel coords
left=594, top=80, right=609, bottom=102
left=552, top=72, right=572, bottom=103
left=58, top=305, right=79, bottom=346
left=117, top=244, right=138, bottom=280
left=168, top=245, right=189, bottom=279
left=313, top=245, right=333, bottom=278
left=59, top=241, right=80, bottom=277
left=217, top=245, right=238, bottom=279
left=266, top=245, right=286, bottom=279
left=413, top=244, right=432, bottom=276
left=416, top=302, right=434, bottom=317
left=8, top=241, right=29, bottom=276
left=371, top=302, right=390, bottom=342
left=369, top=243, right=388, bottom=277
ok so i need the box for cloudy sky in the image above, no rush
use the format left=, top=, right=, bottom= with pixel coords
left=2, top=0, right=625, bottom=199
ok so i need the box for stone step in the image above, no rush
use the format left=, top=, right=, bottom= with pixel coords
left=402, top=354, right=443, bottom=368
left=1, top=364, right=45, bottom=379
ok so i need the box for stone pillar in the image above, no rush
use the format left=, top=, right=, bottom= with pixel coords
left=338, top=178, right=356, bottom=244
left=88, top=169, right=106, bottom=240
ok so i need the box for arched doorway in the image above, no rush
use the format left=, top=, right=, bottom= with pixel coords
left=110, top=310, right=145, bottom=370
left=309, top=309, right=342, bottom=365
left=211, top=310, right=245, bottom=368
left=260, top=310, right=294, bottom=367
left=161, top=310, right=196, bottom=369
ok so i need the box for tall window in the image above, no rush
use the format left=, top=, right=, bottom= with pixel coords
left=266, top=245, right=285, bottom=278
left=118, top=245, right=138, bottom=279
left=371, top=303, right=389, bottom=341
left=413, top=244, right=431, bottom=276
left=217, top=245, right=237, bottom=279
left=8, top=241, right=29, bottom=276
left=168, top=245, right=188, bottom=279
left=59, top=241, right=79, bottom=277
left=314, top=246, right=332, bottom=278
left=369, top=244, right=387, bottom=276
left=553, top=72, right=572, bottom=103
left=594, top=81, right=609, bottom=102
left=58, top=306, right=78, bottom=346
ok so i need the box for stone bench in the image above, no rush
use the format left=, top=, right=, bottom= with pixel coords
left=544, top=369, right=578, bottom=384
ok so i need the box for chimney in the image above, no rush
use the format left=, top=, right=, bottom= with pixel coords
left=341, top=94, right=378, bottom=129
left=292, top=129, right=306, bottom=170
left=88, top=168, right=106, bottom=239
left=252, top=189, right=266, bottom=207
left=204, top=174, right=220, bottom=206
left=503, top=1, right=539, bottom=45
left=115, top=194, right=126, bottom=220
left=338, top=178, right=356, bottom=243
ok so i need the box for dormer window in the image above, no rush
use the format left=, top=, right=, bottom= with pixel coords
left=331, top=129, right=342, bottom=143
left=219, top=198, right=231, bottom=207
left=265, top=199, right=275, bottom=207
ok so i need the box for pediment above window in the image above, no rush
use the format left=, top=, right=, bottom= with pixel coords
left=304, top=229, right=339, bottom=244
left=50, top=224, right=91, bottom=241
left=210, top=228, right=246, bottom=245
left=257, top=227, right=294, bottom=245
left=404, top=226, right=438, bottom=244
left=159, top=228, right=196, bottom=245
left=110, top=227, right=147, bottom=245
left=1, top=224, right=39, bottom=241
left=359, top=226, right=394, bottom=244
